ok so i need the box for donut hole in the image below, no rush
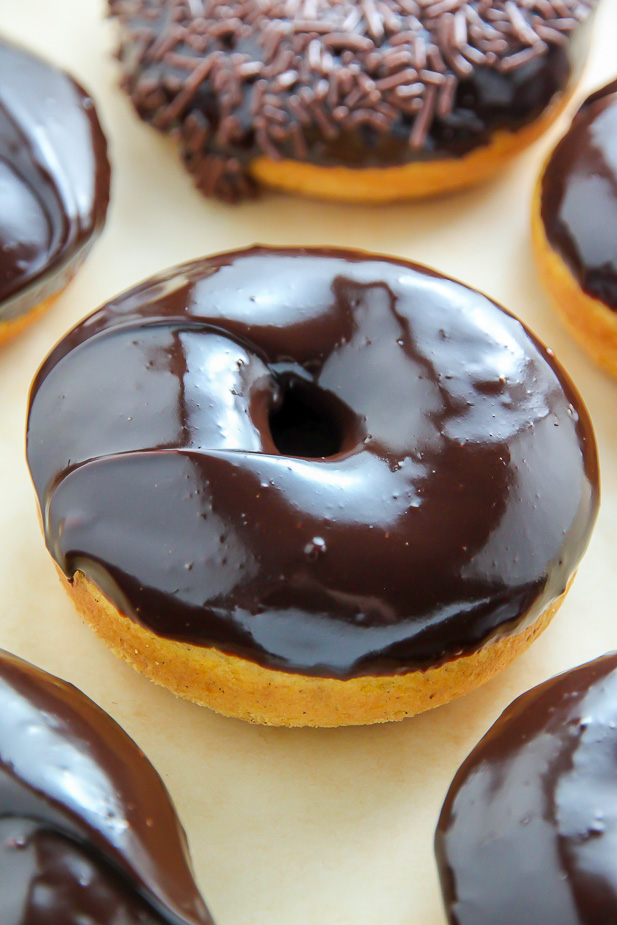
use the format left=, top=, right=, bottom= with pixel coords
left=269, top=377, right=348, bottom=459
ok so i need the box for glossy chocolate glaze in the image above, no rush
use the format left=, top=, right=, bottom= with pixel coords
left=0, top=648, right=213, bottom=925
left=436, top=653, right=617, bottom=925
left=541, top=78, right=617, bottom=311
left=0, top=39, right=110, bottom=324
left=27, top=247, right=599, bottom=679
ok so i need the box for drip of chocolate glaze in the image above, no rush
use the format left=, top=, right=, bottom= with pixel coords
left=541, top=79, right=617, bottom=311
left=436, top=652, right=617, bottom=925
left=26, top=247, right=599, bottom=679
left=108, top=0, right=596, bottom=201
left=0, top=649, right=213, bottom=924
left=0, top=39, right=110, bottom=323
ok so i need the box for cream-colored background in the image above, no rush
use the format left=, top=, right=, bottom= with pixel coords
left=1, top=2, right=616, bottom=922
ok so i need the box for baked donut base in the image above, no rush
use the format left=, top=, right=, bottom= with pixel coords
left=532, top=185, right=617, bottom=378
left=250, top=89, right=575, bottom=203
left=0, top=293, right=60, bottom=346
left=58, top=569, right=569, bottom=727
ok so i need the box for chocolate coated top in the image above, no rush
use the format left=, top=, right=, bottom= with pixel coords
left=541, top=79, right=617, bottom=311
left=436, top=653, right=617, bottom=925
left=0, top=649, right=213, bottom=924
left=27, top=247, right=599, bottom=679
left=109, top=0, right=595, bottom=201
left=0, top=39, right=110, bottom=323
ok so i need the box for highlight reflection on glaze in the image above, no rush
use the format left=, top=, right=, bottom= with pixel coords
left=27, top=248, right=598, bottom=678
left=436, top=653, right=617, bottom=925
left=0, top=39, right=110, bottom=322
left=0, top=649, right=213, bottom=925
left=541, top=79, right=617, bottom=310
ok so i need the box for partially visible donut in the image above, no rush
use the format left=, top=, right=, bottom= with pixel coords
left=533, top=78, right=617, bottom=378
left=436, top=653, right=617, bottom=925
left=27, top=247, right=599, bottom=726
left=108, top=0, right=597, bottom=203
left=0, top=39, right=110, bottom=344
left=0, top=648, right=213, bottom=924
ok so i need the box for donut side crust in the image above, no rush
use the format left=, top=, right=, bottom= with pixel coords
left=0, top=293, right=61, bottom=346
left=0, top=237, right=104, bottom=346
left=248, top=89, right=574, bottom=203
left=59, top=569, right=569, bottom=727
left=532, top=180, right=617, bottom=379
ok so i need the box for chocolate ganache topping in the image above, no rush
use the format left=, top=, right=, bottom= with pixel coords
left=0, top=648, right=213, bottom=924
left=436, top=652, right=617, bottom=925
left=109, top=0, right=596, bottom=201
left=0, top=39, right=110, bottom=323
left=541, top=78, right=617, bottom=311
left=27, top=248, right=599, bottom=679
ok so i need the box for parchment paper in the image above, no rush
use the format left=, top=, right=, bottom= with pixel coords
left=1, top=2, right=616, bottom=922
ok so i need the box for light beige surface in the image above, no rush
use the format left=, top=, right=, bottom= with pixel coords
left=1, top=2, right=616, bottom=923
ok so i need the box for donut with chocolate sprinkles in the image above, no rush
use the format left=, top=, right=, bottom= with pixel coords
left=108, top=0, right=597, bottom=202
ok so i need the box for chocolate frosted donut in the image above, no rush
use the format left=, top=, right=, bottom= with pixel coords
left=108, top=0, right=597, bottom=202
left=436, top=653, right=617, bottom=925
left=0, top=648, right=213, bottom=924
left=27, top=247, right=599, bottom=726
left=0, top=39, right=110, bottom=342
left=533, top=79, right=617, bottom=378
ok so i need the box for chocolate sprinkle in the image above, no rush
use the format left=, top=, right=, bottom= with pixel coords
left=109, top=0, right=596, bottom=201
